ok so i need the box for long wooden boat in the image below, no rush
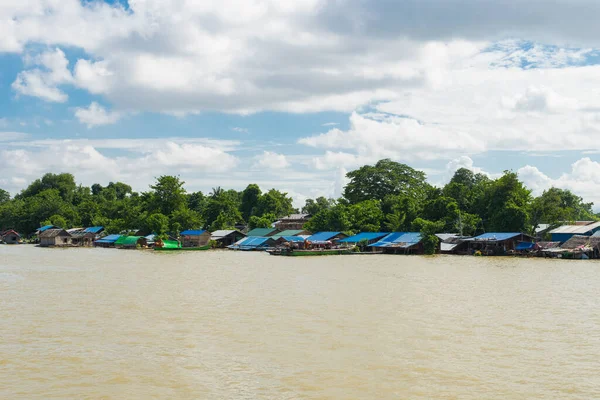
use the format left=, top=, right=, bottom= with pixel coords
left=154, top=244, right=211, bottom=252
left=267, top=248, right=354, bottom=256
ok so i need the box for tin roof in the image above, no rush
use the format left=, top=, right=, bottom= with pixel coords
left=39, top=229, right=70, bottom=238
left=271, top=230, right=308, bottom=239
left=246, top=228, right=279, bottom=237
left=549, top=221, right=600, bottom=235
left=338, top=232, right=389, bottom=243
left=306, top=232, right=343, bottom=242
left=371, top=232, right=422, bottom=248
left=229, top=236, right=274, bottom=249
left=469, top=232, right=526, bottom=241
left=280, top=236, right=306, bottom=242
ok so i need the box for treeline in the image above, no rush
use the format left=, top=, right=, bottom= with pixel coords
left=0, top=159, right=596, bottom=238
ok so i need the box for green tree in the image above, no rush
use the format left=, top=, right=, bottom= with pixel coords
left=412, top=218, right=445, bottom=255
left=349, top=200, right=384, bottom=232
left=484, top=171, right=531, bottom=232
left=344, top=159, right=430, bottom=204
left=304, top=204, right=352, bottom=233
left=149, top=176, right=187, bottom=215
left=145, top=213, right=170, bottom=236
left=0, top=188, right=10, bottom=204
left=240, top=184, right=262, bottom=221
left=302, top=196, right=335, bottom=215
left=255, top=189, right=295, bottom=218
left=18, top=173, right=77, bottom=203
left=43, top=214, right=68, bottom=229
left=170, top=208, right=203, bottom=231
left=529, top=187, right=595, bottom=233
left=248, top=214, right=276, bottom=229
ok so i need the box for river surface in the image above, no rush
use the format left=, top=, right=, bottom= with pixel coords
left=2, top=245, right=600, bottom=399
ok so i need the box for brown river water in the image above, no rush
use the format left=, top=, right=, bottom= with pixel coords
left=2, top=245, right=600, bottom=399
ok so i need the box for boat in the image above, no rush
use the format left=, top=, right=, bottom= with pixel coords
left=267, top=248, right=354, bottom=256
left=153, top=239, right=210, bottom=252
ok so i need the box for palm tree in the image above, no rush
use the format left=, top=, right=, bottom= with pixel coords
left=210, top=186, right=224, bottom=198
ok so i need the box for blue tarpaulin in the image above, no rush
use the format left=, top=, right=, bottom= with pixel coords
left=306, top=232, right=341, bottom=242
left=229, top=237, right=274, bottom=250
left=339, top=232, right=389, bottom=243
left=84, top=226, right=104, bottom=234
left=469, top=233, right=524, bottom=242
left=38, top=225, right=55, bottom=233
left=95, top=234, right=121, bottom=244
left=516, top=242, right=536, bottom=251
left=371, top=232, right=421, bottom=248
left=280, top=236, right=305, bottom=242
left=180, top=230, right=206, bottom=236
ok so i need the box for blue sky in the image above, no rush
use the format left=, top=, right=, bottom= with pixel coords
left=3, top=0, right=600, bottom=208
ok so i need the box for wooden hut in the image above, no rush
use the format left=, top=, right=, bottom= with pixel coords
left=39, top=229, right=72, bottom=247
left=1, top=230, right=21, bottom=244
left=70, top=231, right=96, bottom=247
left=210, top=230, right=246, bottom=247
left=467, top=232, right=533, bottom=256
left=180, top=230, right=211, bottom=248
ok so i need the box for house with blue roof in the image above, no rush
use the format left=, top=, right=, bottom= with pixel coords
left=466, top=232, right=533, bottom=255
left=306, top=232, right=348, bottom=244
left=549, top=221, right=600, bottom=244
left=180, top=229, right=211, bottom=248
left=228, top=236, right=276, bottom=251
left=369, top=232, right=424, bottom=254
left=338, top=232, right=389, bottom=246
left=94, top=234, right=122, bottom=248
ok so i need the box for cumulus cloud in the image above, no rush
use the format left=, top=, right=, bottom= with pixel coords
left=74, top=102, right=122, bottom=128
left=254, top=151, right=290, bottom=169
left=12, top=48, right=73, bottom=102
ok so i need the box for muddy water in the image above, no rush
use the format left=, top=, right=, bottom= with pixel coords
left=2, top=245, right=600, bottom=399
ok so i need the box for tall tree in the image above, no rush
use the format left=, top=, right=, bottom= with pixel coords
left=344, top=159, right=430, bottom=204
left=149, top=176, right=187, bottom=216
left=240, top=184, right=262, bottom=221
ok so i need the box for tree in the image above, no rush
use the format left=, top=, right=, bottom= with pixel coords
left=382, top=195, right=421, bottom=232
left=145, top=213, right=170, bottom=236
left=149, top=176, right=187, bottom=215
left=240, top=184, right=262, bottom=221
left=349, top=200, right=384, bottom=232
left=170, top=208, right=203, bottom=232
left=18, top=173, right=77, bottom=203
left=0, top=188, right=10, bottom=204
left=484, top=171, right=531, bottom=232
left=530, top=187, right=595, bottom=233
left=304, top=204, right=352, bottom=233
left=249, top=214, right=276, bottom=229
left=412, top=218, right=445, bottom=255
left=43, top=214, right=68, bottom=229
left=255, top=189, right=295, bottom=218
left=302, top=197, right=335, bottom=215
left=344, top=159, right=430, bottom=204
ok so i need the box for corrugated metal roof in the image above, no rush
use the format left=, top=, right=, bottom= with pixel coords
left=339, top=232, right=389, bottom=243
left=247, top=228, right=278, bottom=237
left=271, top=230, right=307, bottom=239
left=441, top=242, right=459, bottom=252
left=549, top=221, right=600, bottom=235
left=211, top=230, right=235, bottom=238
left=39, top=229, right=70, bottom=238
left=534, top=224, right=551, bottom=234
left=95, top=234, right=122, bottom=243
left=280, top=236, right=305, bottom=242
left=229, top=236, right=273, bottom=249
left=435, top=233, right=459, bottom=241
left=279, top=214, right=310, bottom=220
left=84, top=226, right=104, bottom=234
left=307, top=232, right=342, bottom=242
left=180, top=230, right=207, bottom=236
left=470, top=232, right=524, bottom=241
left=371, top=232, right=422, bottom=248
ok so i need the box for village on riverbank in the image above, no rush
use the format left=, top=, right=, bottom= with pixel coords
left=3, top=214, right=600, bottom=259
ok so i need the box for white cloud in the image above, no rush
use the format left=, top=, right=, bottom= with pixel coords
left=253, top=151, right=290, bottom=169
left=12, top=48, right=72, bottom=102
left=322, top=122, right=339, bottom=127
left=231, top=127, right=249, bottom=133
left=74, top=102, right=122, bottom=128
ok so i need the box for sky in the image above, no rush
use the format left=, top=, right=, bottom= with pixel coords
left=2, top=0, right=600, bottom=209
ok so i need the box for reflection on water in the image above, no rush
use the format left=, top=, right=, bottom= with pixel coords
left=2, top=245, right=600, bottom=399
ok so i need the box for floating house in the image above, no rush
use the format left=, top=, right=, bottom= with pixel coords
left=466, top=232, right=533, bottom=255
left=210, top=230, right=246, bottom=247
left=436, top=234, right=471, bottom=254
left=115, top=236, right=147, bottom=249
left=246, top=227, right=280, bottom=237
left=70, top=231, right=95, bottom=247
left=180, top=229, right=211, bottom=248
left=1, top=230, right=21, bottom=244
left=338, top=232, right=389, bottom=246
left=370, top=232, right=423, bottom=254
left=36, top=225, right=57, bottom=235
left=94, top=234, right=122, bottom=248
left=84, top=226, right=105, bottom=236
left=549, top=222, right=600, bottom=244
left=274, top=214, right=311, bottom=230
left=270, top=229, right=312, bottom=241
left=228, top=236, right=276, bottom=251
left=39, top=229, right=72, bottom=247
left=306, top=232, right=348, bottom=245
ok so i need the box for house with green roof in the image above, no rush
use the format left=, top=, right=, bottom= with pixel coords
left=271, top=229, right=312, bottom=240
left=246, top=227, right=280, bottom=237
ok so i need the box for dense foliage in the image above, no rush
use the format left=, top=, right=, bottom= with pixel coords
left=0, top=159, right=596, bottom=239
